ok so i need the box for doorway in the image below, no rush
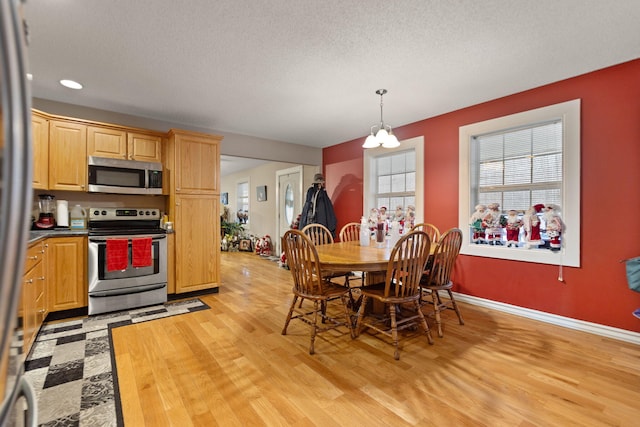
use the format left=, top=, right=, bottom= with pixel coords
left=275, top=166, right=303, bottom=255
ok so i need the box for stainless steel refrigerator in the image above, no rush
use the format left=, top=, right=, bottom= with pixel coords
left=0, top=0, right=37, bottom=425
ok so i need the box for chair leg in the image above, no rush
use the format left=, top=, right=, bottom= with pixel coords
left=414, top=300, right=434, bottom=345
left=431, top=290, right=444, bottom=338
left=447, top=289, right=465, bottom=325
left=340, top=294, right=355, bottom=338
left=309, top=300, right=319, bottom=355
left=282, top=295, right=298, bottom=335
left=355, top=295, right=368, bottom=337
left=389, top=303, right=400, bottom=360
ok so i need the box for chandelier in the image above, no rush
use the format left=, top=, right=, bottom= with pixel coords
left=362, top=89, right=400, bottom=149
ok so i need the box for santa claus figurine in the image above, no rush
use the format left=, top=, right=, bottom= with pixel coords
left=469, top=204, right=487, bottom=243
left=523, top=203, right=544, bottom=248
left=505, top=210, right=523, bottom=247
left=482, top=203, right=505, bottom=245
left=543, top=204, right=563, bottom=251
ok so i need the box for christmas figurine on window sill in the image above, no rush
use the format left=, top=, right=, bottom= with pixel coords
left=469, top=204, right=487, bottom=243
left=523, top=203, right=544, bottom=248
left=483, top=203, right=506, bottom=245
left=506, top=209, right=522, bottom=247
left=543, top=204, right=563, bottom=251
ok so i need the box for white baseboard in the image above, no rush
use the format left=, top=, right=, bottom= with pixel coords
left=452, top=292, right=640, bottom=345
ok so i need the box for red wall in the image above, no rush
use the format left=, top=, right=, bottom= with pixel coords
left=323, top=59, right=640, bottom=332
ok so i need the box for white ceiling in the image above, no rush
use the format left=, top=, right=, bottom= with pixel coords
left=24, top=1, right=640, bottom=149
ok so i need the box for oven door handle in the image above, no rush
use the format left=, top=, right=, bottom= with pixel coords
left=88, top=234, right=167, bottom=243
left=89, top=283, right=167, bottom=298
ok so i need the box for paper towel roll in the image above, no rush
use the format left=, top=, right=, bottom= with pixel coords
left=56, top=200, right=69, bottom=227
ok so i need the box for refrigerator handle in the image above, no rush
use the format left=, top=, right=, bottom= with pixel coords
left=19, top=376, right=38, bottom=427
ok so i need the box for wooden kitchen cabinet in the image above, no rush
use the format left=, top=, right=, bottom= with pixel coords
left=88, top=125, right=163, bottom=162
left=165, top=129, right=222, bottom=294
left=47, top=236, right=87, bottom=312
left=127, top=132, right=163, bottom=162
left=167, top=129, right=221, bottom=194
left=31, top=111, right=49, bottom=190
left=22, top=241, right=47, bottom=354
left=48, top=120, right=87, bottom=191
left=173, top=195, right=220, bottom=293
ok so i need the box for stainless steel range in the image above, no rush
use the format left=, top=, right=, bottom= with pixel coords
left=87, top=207, right=167, bottom=315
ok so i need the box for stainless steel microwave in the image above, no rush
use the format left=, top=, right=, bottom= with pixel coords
left=88, top=156, right=163, bottom=195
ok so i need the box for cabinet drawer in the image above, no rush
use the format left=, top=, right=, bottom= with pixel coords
left=24, top=242, right=44, bottom=272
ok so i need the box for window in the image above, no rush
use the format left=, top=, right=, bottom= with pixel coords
left=364, top=136, right=424, bottom=225
left=237, top=181, right=249, bottom=224
left=459, top=99, right=580, bottom=267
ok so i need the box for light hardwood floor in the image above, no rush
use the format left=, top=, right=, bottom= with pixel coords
left=113, top=252, right=640, bottom=426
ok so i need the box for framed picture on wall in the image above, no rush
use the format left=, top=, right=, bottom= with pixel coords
left=257, top=185, right=267, bottom=202
left=221, top=192, right=228, bottom=205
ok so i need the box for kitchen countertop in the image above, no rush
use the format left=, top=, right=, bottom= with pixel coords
left=29, top=228, right=89, bottom=244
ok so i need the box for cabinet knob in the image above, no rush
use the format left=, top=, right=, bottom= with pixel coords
left=28, top=255, right=38, bottom=260
left=39, top=276, right=45, bottom=281
left=25, top=279, right=33, bottom=284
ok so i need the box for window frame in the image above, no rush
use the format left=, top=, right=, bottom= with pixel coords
left=236, top=179, right=250, bottom=225
left=458, top=99, right=581, bottom=267
left=364, top=136, right=424, bottom=224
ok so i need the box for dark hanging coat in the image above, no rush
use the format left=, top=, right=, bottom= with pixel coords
left=299, top=184, right=337, bottom=237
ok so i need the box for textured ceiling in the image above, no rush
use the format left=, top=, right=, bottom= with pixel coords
left=24, top=0, right=640, bottom=149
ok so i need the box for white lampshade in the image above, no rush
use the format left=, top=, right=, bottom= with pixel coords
left=362, top=133, right=380, bottom=148
left=381, top=131, right=400, bottom=148
left=375, top=128, right=389, bottom=141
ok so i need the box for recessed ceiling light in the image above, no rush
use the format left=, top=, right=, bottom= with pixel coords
left=60, top=79, right=83, bottom=90
left=26, top=73, right=33, bottom=80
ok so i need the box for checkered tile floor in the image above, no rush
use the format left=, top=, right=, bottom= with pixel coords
left=24, top=299, right=209, bottom=426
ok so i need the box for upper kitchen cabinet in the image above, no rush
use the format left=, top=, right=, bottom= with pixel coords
left=31, top=111, right=49, bottom=189
left=88, top=125, right=163, bottom=163
left=48, top=120, right=87, bottom=191
left=127, top=132, right=163, bottom=162
left=166, top=129, right=221, bottom=194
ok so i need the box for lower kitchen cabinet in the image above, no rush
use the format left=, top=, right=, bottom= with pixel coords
left=47, top=236, right=87, bottom=312
left=22, top=241, right=47, bottom=354
left=173, top=195, right=220, bottom=293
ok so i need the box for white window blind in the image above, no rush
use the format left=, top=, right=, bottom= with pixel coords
left=473, top=121, right=562, bottom=211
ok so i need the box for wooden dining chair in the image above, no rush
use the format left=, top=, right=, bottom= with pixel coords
left=411, top=222, right=441, bottom=243
left=339, top=222, right=361, bottom=242
left=338, top=222, right=366, bottom=291
left=420, top=227, right=464, bottom=338
left=281, top=229, right=354, bottom=354
left=302, top=223, right=335, bottom=246
left=355, top=231, right=434, bottom=360
left=301, top=223, right=353, bottom=284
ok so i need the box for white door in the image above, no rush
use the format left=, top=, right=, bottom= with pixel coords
left=276, top=166, right=303, bottom=255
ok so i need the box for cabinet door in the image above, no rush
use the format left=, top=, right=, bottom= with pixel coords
left=47, top=236, right=87, bottom=311
left=127, top=132, right=162, bottom=162
left=87, top=126, right=127, bottom=159
left=49, top=120, right=87, bottom=191
left=174, top=132, right=220, bottom=194
left=174, top=195, right=220, bottom=293
left=32, top=113, right=49, bottom=189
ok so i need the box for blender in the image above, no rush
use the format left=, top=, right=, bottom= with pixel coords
left=35, top=194, right=56, bottom=229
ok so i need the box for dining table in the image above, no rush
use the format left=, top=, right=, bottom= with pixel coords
left=314, top=239, right=437, bottom=313
left=314, top=240, right=392, bottom=281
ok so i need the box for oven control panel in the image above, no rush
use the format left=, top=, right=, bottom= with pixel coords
left=89, top=207, right=161, bottom=221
